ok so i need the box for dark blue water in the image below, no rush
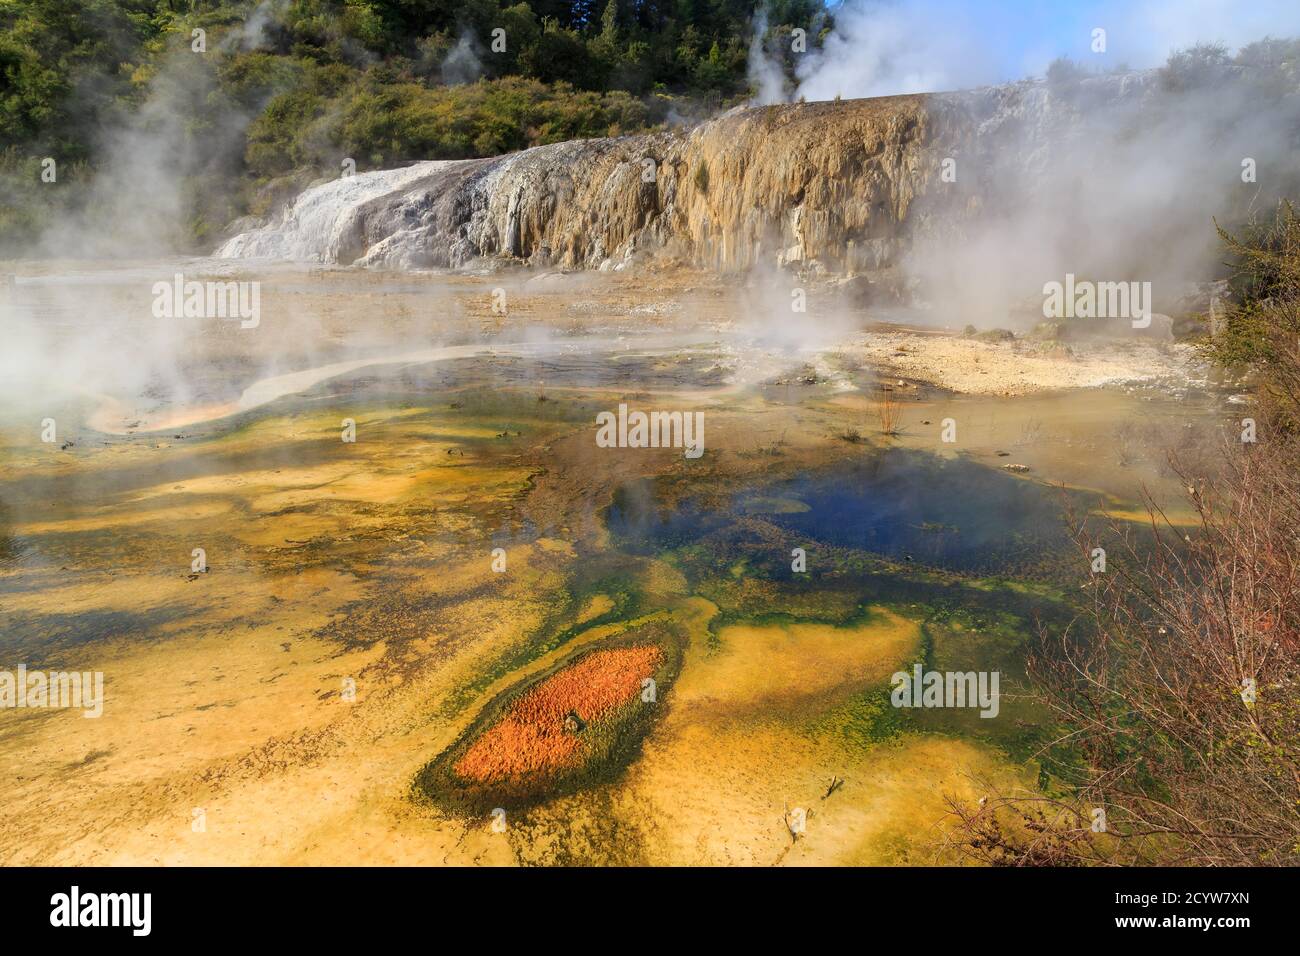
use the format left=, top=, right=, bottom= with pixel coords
left=604, top=449, right=1079, bottom=574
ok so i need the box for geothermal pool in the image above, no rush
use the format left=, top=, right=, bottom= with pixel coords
left=0, top=262, right=1221, bottom=864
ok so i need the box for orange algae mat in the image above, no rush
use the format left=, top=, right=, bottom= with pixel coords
left=455, top=645, right=663, bottom=783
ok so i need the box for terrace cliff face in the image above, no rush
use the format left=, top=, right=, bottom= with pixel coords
left=217, top=74, right=1157, bottom=275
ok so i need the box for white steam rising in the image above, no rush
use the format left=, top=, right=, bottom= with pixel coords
left=795, top=1, right=995, bottom=101
left=442, top=34, right=485, bottom=86
left=747, top=11, right=789, bottom=105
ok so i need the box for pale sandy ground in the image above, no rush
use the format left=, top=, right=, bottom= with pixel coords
left=850, top=330, right=1199, bottom=396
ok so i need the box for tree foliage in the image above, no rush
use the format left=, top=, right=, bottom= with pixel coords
left=0, top=0, right=830, bottom=249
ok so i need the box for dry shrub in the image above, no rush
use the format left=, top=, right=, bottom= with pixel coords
left=877, top=383, right=900, bottom=435
left=945, top=201, right=1300, bottom=866
left=946, top=436, right=1300, bottom=865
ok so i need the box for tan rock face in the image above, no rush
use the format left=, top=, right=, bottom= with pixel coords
left=470, top=133, right=683, bottom=269
left=672, top=95, right=966, bottom=273
left=218, top=93, right=986, bottom=273
left=216, top=75, right=1157, bottom=277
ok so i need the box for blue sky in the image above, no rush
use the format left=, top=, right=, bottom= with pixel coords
left=1006, top=0, right=1300, bottom=73
left=833, top=0, right=1300, bottom=78
left=798, top=0, right=1300, bottom=100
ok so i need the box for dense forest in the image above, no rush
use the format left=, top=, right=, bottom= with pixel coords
left=0, top=0, right=827, bottom=251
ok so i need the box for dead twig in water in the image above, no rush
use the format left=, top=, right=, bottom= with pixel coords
left=878, top=383, right=900, bottom=436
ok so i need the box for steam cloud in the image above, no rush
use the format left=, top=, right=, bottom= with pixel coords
left=36, top=3, right=283, bottom=258
left=442, top=34, right=484, bottom=86
left=747, top=11, right=788, bottom=106
left=745, top=0, right=1300, bottom=326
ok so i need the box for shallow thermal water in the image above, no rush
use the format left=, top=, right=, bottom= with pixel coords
left=607, top=450, right=1088, bottom=576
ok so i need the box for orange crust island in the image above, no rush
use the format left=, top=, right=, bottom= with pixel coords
left=454, top=645, right=663, bottom=784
